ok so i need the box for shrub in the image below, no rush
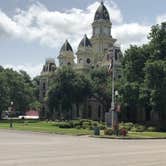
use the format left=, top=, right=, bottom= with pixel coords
left=82, top=122, right=91, bottom=129
left=80, top=119, right=92, bottom=125
left=75, top=125, right=81, bottom=129
left=131, top=124, right=146, bottom=132
left=135, top=124, right=146, bottom=132
left=120, top=122, right=134, bottom=131
left=119, top=128, right=128, bottom=136
left=58, top=122, right=72, bottom=128
left=104, top=128, right=113, bottom=135
left=72, top=120, right=81, bottom=128
left=98, top=124, right=106, bottom=130
left=130, top=127, right=137, bottom=132
left=146, top=126, right=157, bottom=132
left=92, top=122, right=98, bottom=127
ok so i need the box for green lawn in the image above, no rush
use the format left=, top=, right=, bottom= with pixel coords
left=128, top=131, right=166, bottom=138
left=94, top=131, right=166, bottom=139
left=0, top=120, right=92, bottom=136
left=1, top=120, right=166, bottom=139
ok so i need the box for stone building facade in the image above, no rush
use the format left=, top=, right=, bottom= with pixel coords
left=39, top=1, right=123, bottom=120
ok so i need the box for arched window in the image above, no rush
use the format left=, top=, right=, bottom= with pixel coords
left=43, top=82, right=46, bottom=90
left=88, top=105, right=92, bottom=118
left=107, top=54, right=110, bottom=61
left=79, top=58, right=82, bottom=63
left=98, top=105, right=101, bottom=118
left=87, top=58, right=91, bottom=64
left=115, top=49, right=119, bottom=61
left=43, top=91, right=46, bottom=97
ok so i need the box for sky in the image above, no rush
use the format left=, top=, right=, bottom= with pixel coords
left=0, top=0, right=166, bottom=77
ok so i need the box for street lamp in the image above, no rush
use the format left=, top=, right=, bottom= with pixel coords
left=105, top=47, right=119, bottom=132
left=9, top=101, right=14, bottom=128
left=110, top=47, right=117, bottom=130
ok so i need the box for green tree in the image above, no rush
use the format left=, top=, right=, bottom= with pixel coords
left=90, top=67, right=112, bottom=112
left=144, top=60, right=166, bottom=128
left=47, top=67, right=92, bottom=120
left=119, top=82, right=140, bottom=122
left=0, top=68, right=37, bottom=116
left=123, top=45, right=150, bottom=83
left=0, top=72, right=10, bottom=119
left=121, top=22, right=166, bottom=126
left=148, top=22, right=166, bottom=60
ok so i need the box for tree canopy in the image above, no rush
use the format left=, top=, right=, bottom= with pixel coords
left=0, top=68, right=39, bottom=119
left=47, top=67, right=92, bottom=120
left=120, top=22, right=166, bottom=127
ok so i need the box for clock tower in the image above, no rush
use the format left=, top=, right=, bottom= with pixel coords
left=91, top=1, right=116, bottom=60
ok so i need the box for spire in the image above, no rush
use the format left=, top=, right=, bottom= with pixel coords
left=78, top=34, right=92, bottom=48
left=60, top=40, right=73, bottom=52
left=83, top=34, right=87, bottom=47
left=94, top=1, right=110, bottom=21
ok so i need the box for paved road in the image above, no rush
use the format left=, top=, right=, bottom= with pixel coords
left=0, top=130, right=166, bottom=166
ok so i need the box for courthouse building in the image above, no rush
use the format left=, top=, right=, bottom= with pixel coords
left=39, top=1, right=123, bottom=120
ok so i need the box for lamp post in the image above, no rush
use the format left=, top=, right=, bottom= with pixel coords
left=9, top=101, right=14, bottom=128
left=105, top=47, right=116, bottom=128
left=111, top=47, right=116, bottom=129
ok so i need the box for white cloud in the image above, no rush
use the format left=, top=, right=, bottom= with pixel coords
left=3, top=64, right=43, bottom=78
left=112, top=23, right=150, bottom=51
left=0, top=1, right=152, bottom=52
left=156, top=14, right=166, bottom=24
left=0, top=1, right=123, bottom=50
left=1, top=1, right=164, bottom=76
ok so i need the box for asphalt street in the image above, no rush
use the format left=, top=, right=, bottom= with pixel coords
left=0, top=129, right=166, bottom=166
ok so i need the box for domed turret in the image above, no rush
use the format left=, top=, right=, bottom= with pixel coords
left=41, top=58, right=56, bottom=75
left=91, top=1, right=115, bottom=56
left=76, top=35, right=94, bottom=69
left=58, top=40, right=75, bottom=67
left=46, top=58, right=55, bottom=64
left=60, top=40, right=73, bottom=52
left=78, top=34, right=92, bottom=48
left=94, top=1, right=110, bottom=21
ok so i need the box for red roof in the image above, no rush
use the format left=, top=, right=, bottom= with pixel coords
left=26, top=110, right=39, bottom=116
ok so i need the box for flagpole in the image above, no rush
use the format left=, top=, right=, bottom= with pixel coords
left=111, top=47, right=115, bottom=128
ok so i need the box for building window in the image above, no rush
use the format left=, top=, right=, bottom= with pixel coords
left=107, top=54, right=110, bottom=61
left=49, top=65, right=52, bottom=72
left=115, top=49, right=119, bottom=61
left=88, top=105, right=92, bottom=118
left=43, top=91, right=46, bottom=97
left=79, top=58, right=82, bottom=63
left=67, top=62, right=71, bottom=66
left=118, top=75, right=121, bottom=79
left=98, top=105, right=101, bottom=118
left=43, top=82, right=46, bottom=90
left=87, top=58, right=91, bottom=64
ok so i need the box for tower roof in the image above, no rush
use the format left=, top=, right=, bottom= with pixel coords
left=94, top=1, right=110, bottom=21
left=60, top=40, right=73, bottom=52
left=78, top=34, right=92, bottom=48
left=46, top=58, right=55, bottom=64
